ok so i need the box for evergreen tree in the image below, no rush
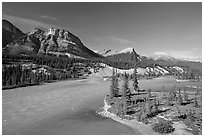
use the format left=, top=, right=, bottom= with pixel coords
left=146, top=89, right=152, bottom=114
left=121, top=73, right=131, bottom=114
left=21, top=69, right=26, bottom=86
left=133, top=64, right=139, bottom=94
left=132, top=48, right=139, bottom=94
left=177, top=89, right=183, bottom=105
left=172, top=83, right=177, bottom=100
left=110, top=68, right=115, bottom=98
left=110, top=68, right=119, bottom=98
left=114, top=72, right=119, bottom=97
left=138, top=102, right=147, bottom=122
left=194, top=92, right=199, bottom=108
left=153, top=96, right=159, bottom=112
left=183, top=88, right=189, bottom=103
left=166, top=91, right=173, bottom=106
left=122, top=73, right=131, bottom=98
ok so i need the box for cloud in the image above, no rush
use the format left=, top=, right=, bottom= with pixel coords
left=2, top=14, right=59, bottom=32
left=110, top=37, right=135, bottom=44
left=39, top=15, right=57, bottom=21
left=154, top=51, right=168, bottom=56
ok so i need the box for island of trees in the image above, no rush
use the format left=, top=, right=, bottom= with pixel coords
left=105, top=52, right=202, bottom=135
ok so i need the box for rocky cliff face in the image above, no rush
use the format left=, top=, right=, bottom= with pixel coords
left=3, top=22, right=103, bottom=59
left=2, top=19, right=25, bottom=47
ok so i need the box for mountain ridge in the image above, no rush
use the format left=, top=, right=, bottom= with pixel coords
left=2, top=19, right=202, bottom=73
left=3, top=20, right=103, bottom=59
left=2, top=19, right=25, bottom=47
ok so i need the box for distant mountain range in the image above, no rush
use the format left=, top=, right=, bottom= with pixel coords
left=2, top=19, right=202, bottom=72
left=98, top=48, right=201, bottom=72
left=178, top=57, right=202, bottom=63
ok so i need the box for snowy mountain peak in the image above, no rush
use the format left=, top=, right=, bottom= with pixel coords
left=119, top=47, right=134, bottom=54
left=151, top=54, right=176, bottom=61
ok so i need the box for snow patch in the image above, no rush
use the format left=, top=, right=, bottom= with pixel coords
left=172, top=66, right=184, bottom=73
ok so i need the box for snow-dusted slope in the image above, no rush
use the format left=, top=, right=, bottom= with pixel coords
left=93, top=63, right=170, bottom=77
left=150, top=54, right=176, bottom=61
left=118, top=47, right=134, bottom=54
left=172, top=66, right=184, bottom=73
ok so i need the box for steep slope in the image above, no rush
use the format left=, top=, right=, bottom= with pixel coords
left=2, top=19, right=25, bottom=47
left=3, top=24, right=103, bottom=59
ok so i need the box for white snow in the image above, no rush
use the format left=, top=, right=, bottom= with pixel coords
left=118, top=47, right=133, bottom=54
left=186, top=86, right=202, bottom=89
left=96, top=64, right=170, bottom=77
left=178, top=57, right=202, bottom=63
left=172, top=66, right=184, bottom=73
left=150, top=54, right=176, bottom=61
left=156, top=66, right=169, bottom=74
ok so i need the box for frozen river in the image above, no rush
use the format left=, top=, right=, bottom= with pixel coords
left=2, top=76, right=201, bottom=135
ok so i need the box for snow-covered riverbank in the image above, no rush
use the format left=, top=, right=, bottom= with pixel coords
left=99, top=98, right=193, bottom=135
left=98, top=98, right=159, bottom=135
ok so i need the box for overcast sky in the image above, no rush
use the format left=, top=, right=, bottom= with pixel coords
left=2, top=2, right=202, bottom=58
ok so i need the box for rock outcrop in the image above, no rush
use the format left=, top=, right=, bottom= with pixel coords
left=3, top=20, right=103, bottom=59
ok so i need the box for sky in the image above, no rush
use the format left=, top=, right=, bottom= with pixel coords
left=2, top=2, right=202, bottom=59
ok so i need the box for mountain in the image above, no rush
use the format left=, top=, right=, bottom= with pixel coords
left=105, top=47, right=201, bottom=74
left=2, top=20, right=201, bottom=76
left=178, top=57, right=202, bottom=63
left=150, top=54, right=202, bottom=64
left=97, top=49, right=118, bottom=57
left=2, top=19, right=25, bottom=47
left=3, top=22, right=104, bottom=59
left=118, top=47, right=135, bottom=54
left=150, top=54, right=177, bottom=62
left=106, top=47, right=141, bottom=62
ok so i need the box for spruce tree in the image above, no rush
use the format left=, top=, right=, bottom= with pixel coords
left=194, top=92, right=199, bottom=108
left=177, top=89, right=183, bottom=105
left=172, top=83, right=177, bottom=100
left=166, top=91, right=172, bottom=106
left=110, top=68, right=119, bottom=98
left=146, top=89, right=152, bottom=114
left=122, top=73, right=131, bottom=114
left=153, top=96, right=159, bottom=112
left=132, top=48, right=139, bottom=94
left=183, top=88, right=189, bottom=103
left=122, top=73, right=131, bottom=98
left=133, top=64, right=139, bottom=94
left=114, top=72, right=119, bottom=97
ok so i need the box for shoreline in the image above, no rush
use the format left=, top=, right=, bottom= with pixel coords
left=98, top=98, right=160, bottom=135
left=99, top=98, right=193, bottom=135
